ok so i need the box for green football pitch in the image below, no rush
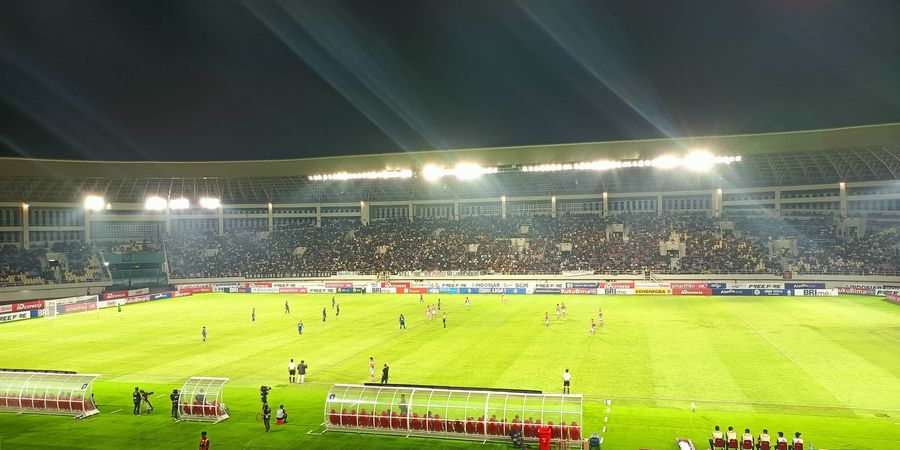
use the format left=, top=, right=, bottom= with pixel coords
left=1, top=293, right=899, bottom=449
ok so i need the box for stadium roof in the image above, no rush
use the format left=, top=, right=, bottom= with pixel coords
left=0, top=123, right=898, bottom=204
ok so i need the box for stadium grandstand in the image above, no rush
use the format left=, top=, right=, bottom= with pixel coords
left=1, top=124, right=898, bottom=291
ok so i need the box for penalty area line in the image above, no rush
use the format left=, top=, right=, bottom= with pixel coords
left=738, top=317, right=798, bottom=365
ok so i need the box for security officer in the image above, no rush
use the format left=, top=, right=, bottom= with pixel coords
left=132, top=387, right=141, bottom=415
left=170, top=389, right=180, bottom=419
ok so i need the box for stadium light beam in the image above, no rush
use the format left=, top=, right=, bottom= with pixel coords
left=199, top=197, right=221, bottom=209
left=684, top=151, right=716, bottom=172
left=168, top=198, right=190, bottom=210
left=144, top=196, right=167, bottom=211
left=84, top=195, right=105, bottom=211
left=308, top=169, right=412, bottom=181
left=422, top=164, right=446, bottom=182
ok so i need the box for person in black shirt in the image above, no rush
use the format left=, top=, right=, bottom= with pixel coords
left=380, top=363, right=390, bottom=384
left=262, top=403, right=272, bottom=433
left=298, top=360, right=308, bottom=384
left=133, top=387, right=141, bottom=415
left=170, top=389, right=180, bottom=419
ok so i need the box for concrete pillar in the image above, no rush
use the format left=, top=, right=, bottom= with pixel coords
left=713, top=189, right=723, bottom=218
left=551, top=196, right=557, bottom=218
left=408, top=202, right=413, bottom=222
left=453, top=200, right=459, bottom=221
left=267, top=203, right=273, bottom=231
left=217, top=206, right=224, bottom=236
left=501, top=196, right=507, bottom=220
left=602, top=192, right=609, bottom=218
left=316, top=204, right=322, bottom=228
left=657, top=194, right=663, bottom=216
left=83, top=208, right=91, bottom=244
left=21, top=204, right=30, bottom=250
left=360, top=201, right=369, bottom=226
left=774, top=189, right=781, bottom=218
left=839, top=182, right=847, bottom=217
left=164, top=208, right=172, bottom=234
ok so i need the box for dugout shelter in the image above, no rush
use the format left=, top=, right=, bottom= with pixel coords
left=325, top=384, right=583, bottom=443
left=0, top=371, right=100, bottom=418
left=177, top=377, right=229, bottom=423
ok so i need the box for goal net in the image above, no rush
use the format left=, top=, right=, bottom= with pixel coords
left=45, top=295, right=100, bottom=319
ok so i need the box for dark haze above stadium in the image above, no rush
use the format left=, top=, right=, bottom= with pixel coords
left=1, top=0, right=900, bottom=162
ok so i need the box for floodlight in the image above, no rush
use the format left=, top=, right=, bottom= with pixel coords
left=453, top=162, right=485, bottom=180
left=684, top=151, right=716, bottom=172
left=168, top=198, right=190, bottom=210
left=199, top=197, right=221, bottom=209
left=84, top=195, right=105, bottom=211
left=422, top=164, right=446, bottom=182
left=144, top=196, right=167, bottom=211
left=21, top=203, right=28, bottom=210
left=652, top=155, right=681, bottom=169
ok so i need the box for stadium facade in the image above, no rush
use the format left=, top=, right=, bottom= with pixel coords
left=0, top=124, right=898, bottom=301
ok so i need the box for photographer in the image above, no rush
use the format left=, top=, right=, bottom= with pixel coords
left=170, top=389, right=180, bottom=419
left=260, top=385, right=272, bottom=404
left=140, top=389, right=154, bottom=413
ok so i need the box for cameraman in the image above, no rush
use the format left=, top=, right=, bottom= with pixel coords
left=140, top=389, right=154, bottom=413
left=170, top=389, right=180, bottom=419
left=260, top=386, right=271, bottom=404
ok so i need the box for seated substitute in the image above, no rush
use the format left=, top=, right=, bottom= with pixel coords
left=741, top=428, right=754, bottom=449
left=710, top=425, right=725, bottom=450
left=757, top=428, right=771, bottom=450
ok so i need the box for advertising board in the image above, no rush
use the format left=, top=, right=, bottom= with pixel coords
left=793, top=289, right=838, bottom=297
left=533, top=288, right=562, bottom=294
left=672, top=288, right=712, bottom=295
left=561, top=288, right=597, bottom=294
left=886, top=292, right=900, bottom=305
left=670, top=282, right=709, bottom=290
left=634, top=288, right=672, bottom=295
left=0, top=311, right=31, bottom=323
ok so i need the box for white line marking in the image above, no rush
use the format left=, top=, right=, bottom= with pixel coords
left=738, top=317, right=798, bottom=365
left=580, top=393, right=900, bottom=413
left=109, top=408, right=121, bottom=414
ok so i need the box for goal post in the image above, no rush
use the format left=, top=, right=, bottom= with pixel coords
left=44, top=295, right=100, bottom=319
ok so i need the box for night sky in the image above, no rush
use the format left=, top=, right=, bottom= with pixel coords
left=1, top=0, right=899, bottom=161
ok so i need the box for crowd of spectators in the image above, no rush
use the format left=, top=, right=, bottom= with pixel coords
left=2, top=213, right=897, bottom=285
left=0, top=242, right=104, bottom=288
left=162, top=213, right=899, bottom=278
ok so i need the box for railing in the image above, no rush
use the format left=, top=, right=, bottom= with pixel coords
left=166, top=268, right=900, bottom=280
